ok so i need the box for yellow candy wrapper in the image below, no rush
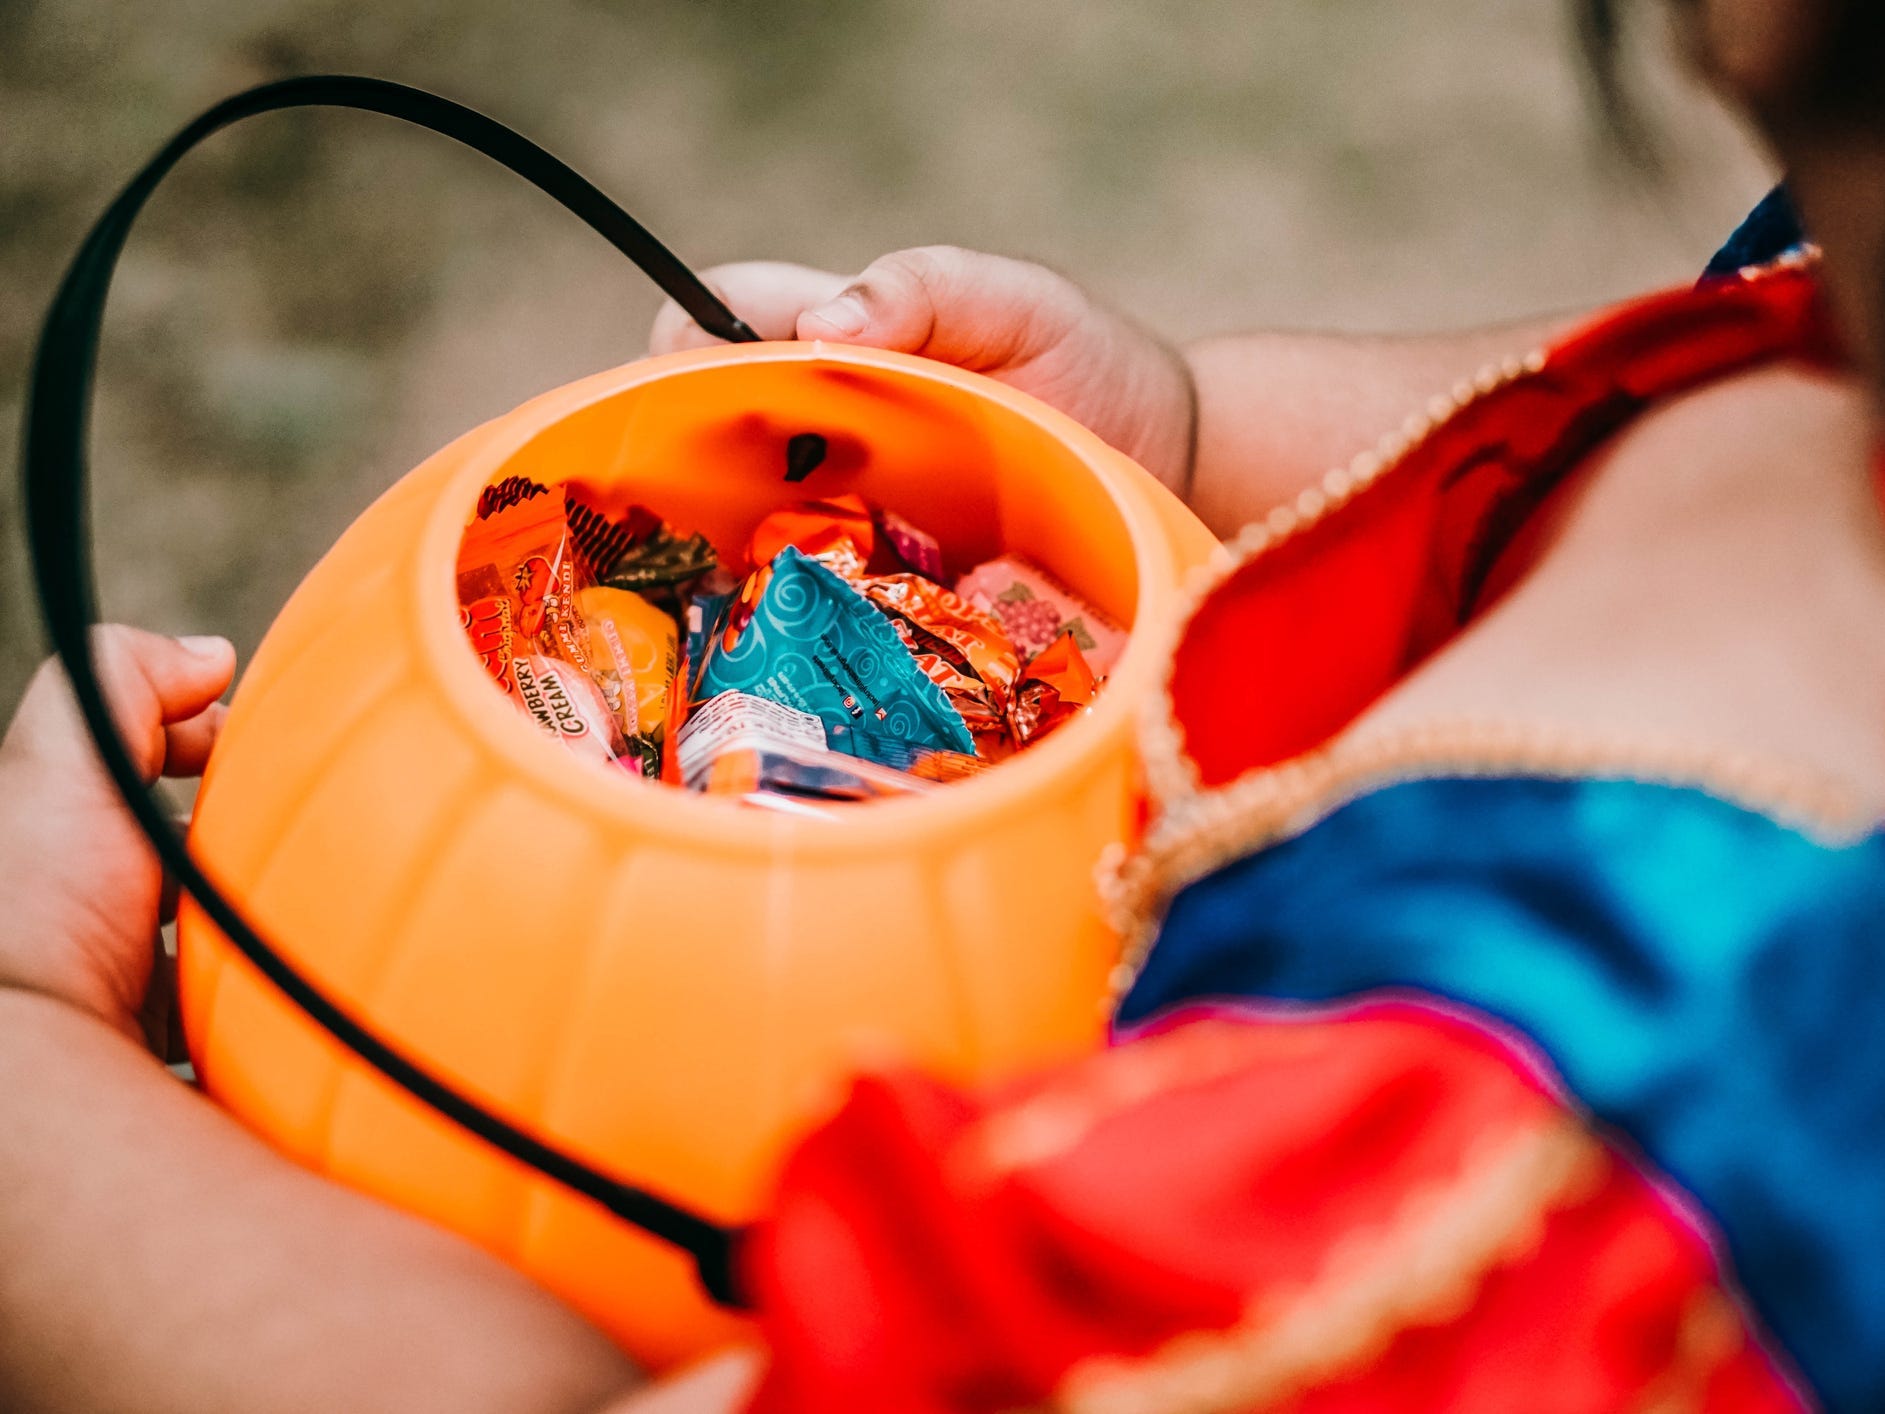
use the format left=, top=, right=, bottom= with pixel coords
left=575, top=585, right=680, bottom=743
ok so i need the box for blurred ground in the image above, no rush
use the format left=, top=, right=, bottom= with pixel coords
left=0, top=0, right=1769, bottom=716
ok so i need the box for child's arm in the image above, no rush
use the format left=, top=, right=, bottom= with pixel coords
left=648, top=248, right=1577, bottom=539
left=0, top=630, right=643, bottom=1414
left=0, top=991, right=643, bottom=1414
left=1180, top=320, right=1575, bottom=535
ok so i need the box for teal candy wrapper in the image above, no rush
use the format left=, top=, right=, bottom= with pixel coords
left=695, top=547, right=973, bottom=762
left=683, top=588, right=733, bottom=696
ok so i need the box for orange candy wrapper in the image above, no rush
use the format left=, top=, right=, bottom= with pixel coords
left=747, top=494, right=947, bottom=581
left=747, top=493, right=876, bottom=578
left=457, top=482, right=637, bottom=766
left=901, top=748, right=991, bottom=784
left=1010, top=631, right=1099, bottom=746
left=457, top=490, right=593, bottom=681
left=702, top=745, right=938, bottom=806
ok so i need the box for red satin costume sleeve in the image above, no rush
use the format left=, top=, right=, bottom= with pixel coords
left=743, top=1014, right=1796, bottom=1413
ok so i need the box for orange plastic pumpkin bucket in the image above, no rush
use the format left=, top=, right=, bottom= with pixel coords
left=23, top=78, right=1216, bottom=1370
left=178, top=337, right=1214, bottom=1364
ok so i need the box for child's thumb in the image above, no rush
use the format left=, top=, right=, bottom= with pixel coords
left=4, top=627, right=235, bottom=781
left=797, top=246, right=1083, bottom=373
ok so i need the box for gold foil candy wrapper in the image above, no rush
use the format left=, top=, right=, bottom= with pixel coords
left=855, top=572, right=1020, bottom=756
left=1010, top=630, right=1100, bottom=746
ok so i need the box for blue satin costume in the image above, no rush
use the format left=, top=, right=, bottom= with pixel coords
left=1120, top=778, right=1884, bottom=1409
left=1117, top=193, right=1883, bottom=1408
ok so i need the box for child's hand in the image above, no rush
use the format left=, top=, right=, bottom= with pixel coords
left=648, top=247, right=1197, bottom=495
left=0, top=627, right=235, bottom=1043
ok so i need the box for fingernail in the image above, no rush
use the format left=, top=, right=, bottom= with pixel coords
left=808, top=291, right=869, bottom=337
left=178, top=635, right=232, bottom=660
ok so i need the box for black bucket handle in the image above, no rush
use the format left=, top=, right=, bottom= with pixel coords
left=21, top=75, right=756, bottom=1307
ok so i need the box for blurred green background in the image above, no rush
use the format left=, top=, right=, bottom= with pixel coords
left=0, top=0, right=1767, bottom=717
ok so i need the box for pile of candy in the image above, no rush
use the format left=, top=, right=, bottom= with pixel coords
left=456, top=476, right=1124, bottom=813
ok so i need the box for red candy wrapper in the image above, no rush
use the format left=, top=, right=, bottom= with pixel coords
left=458, top=591, right=517, bottom=689
left=1010, top=630, right=1099, bottom=746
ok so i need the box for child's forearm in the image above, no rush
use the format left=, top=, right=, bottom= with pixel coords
left=0, top=988, right=640, bottom=1414
left=1182, top=316, right=1580, bottom=537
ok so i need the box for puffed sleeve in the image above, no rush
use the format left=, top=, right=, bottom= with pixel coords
left=741, top=1010, right=1797, bottom=1413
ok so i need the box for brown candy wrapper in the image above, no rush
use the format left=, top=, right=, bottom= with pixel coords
left=562, top=486, right=719, bottom=599
left=475, top=475, right=553, bottom=520
left=1010, top=630, right=1099, bottom=746
left=602, top=524, right=718, bottom=593
left=566, top=495, right=661, bottom=581
left=855, top=573, right=1019, bottom=757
